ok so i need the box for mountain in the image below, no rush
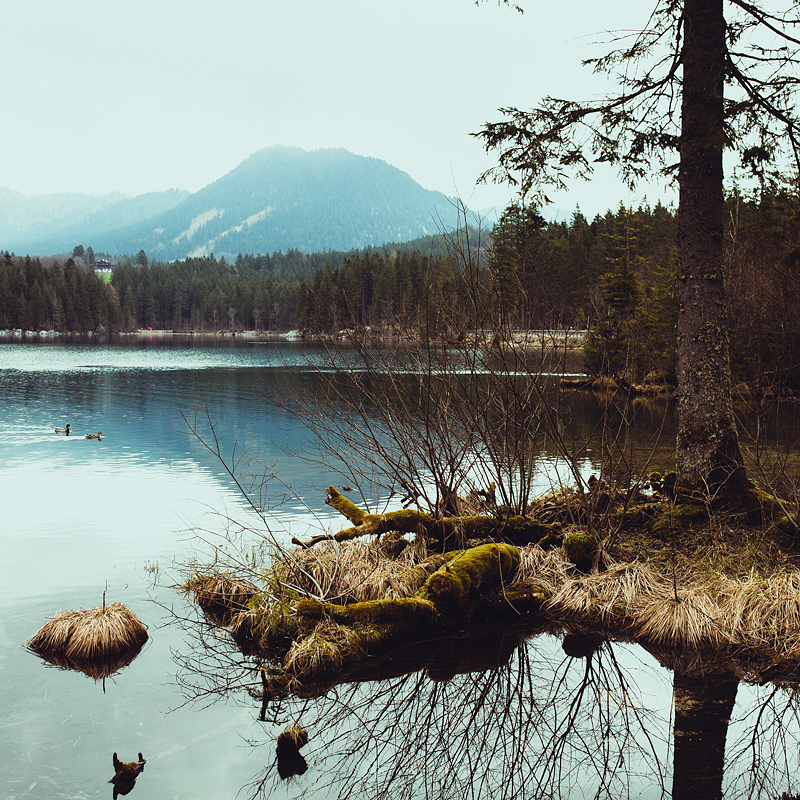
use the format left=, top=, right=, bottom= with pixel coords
left=0, top=188, right=190, bottom=254
left=3, top=147, right=469, bottom=260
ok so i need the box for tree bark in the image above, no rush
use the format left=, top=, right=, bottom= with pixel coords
left=677, top=0, right=749, bottom=497
left=672, top=670, right=738, bottom=800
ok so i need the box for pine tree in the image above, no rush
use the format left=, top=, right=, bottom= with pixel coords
left=477, top=0, right=800, bottom=498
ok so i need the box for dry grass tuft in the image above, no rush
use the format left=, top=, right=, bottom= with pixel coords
left=631, top=589, right=726, bottom=648
left=284, top=621, right=363, bottom=680
left=547, top=561, right=672, bottom=629
left=27, top=602, right=148, bottom=679
left=540, top=546, right=800, bottom=662
left=275, top=539, right=424, bottom=604
left=512, top=545, right=572, bottom=595
left=183, top=572, right=260, bottom=626
left=712, top=570, right=800, bottom=658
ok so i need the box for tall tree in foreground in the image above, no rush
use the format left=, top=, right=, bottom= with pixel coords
left=477, top=0, right=800, bottom=501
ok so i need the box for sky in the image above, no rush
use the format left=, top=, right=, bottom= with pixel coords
left=3, top=0, right=674, bottom=219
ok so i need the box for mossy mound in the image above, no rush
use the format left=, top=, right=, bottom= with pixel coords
left=651, top=503, right=709, bottom=536
left=230, top=594, right=300, bottom=659
left=419, top=543, right=521, bottom=622
left=562, top=531, right=597, bottom=572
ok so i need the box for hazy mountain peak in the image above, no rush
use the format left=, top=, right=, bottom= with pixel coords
left=2, top=148, right=467, bottom=259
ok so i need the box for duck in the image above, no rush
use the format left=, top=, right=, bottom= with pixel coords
left=85, top=431, right=103, bottom=440
left=54, top=424, right=71, bottom=435
left=109, top=752, right=145, bottom=798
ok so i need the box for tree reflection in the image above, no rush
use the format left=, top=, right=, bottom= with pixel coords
left=172, top=601, right=800, bottom=800
left=175, top=611, right=670, bottom=799
left=672, top=670, right=738, bottom=800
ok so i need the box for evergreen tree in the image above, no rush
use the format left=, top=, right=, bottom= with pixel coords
left=477, top=0, right=800, bottom=498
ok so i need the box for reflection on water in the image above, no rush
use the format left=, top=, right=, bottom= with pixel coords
left=0, top=340, right=344, bottom=800
left=2, top=339, right=800, bottom=799
left=182, top=615, right=800, bottom=800
left=108, top=752, right=146, bottom=799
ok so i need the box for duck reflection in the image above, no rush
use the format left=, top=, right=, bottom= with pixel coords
left=108, top=752, right=145, bottom=799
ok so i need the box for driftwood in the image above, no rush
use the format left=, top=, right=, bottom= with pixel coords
left=291, top=486, right=563, bottom=550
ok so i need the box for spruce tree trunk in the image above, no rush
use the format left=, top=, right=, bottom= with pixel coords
left=672, top=671, right=739, bottom=800
left=677, top=0, right=749, bottom=496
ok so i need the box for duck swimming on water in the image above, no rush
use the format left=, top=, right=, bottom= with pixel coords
left=85, top=431, right=102, bottom=440
left=55, top=424, right=70, bottom=435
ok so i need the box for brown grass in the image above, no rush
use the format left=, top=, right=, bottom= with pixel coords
left=283, top=620, right=363, bottom=683
left=274, top=539, right=425, bottom=604
left=631, top=589, right=726, bottom=648
left=541, top=542, right=800, bottom=664
left=183, top=572, right=260, bottom=626
left=27, top=602, right=148, bottom=679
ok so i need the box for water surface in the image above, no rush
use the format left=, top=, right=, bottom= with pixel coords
left=1, top=338, right=797, bottom=800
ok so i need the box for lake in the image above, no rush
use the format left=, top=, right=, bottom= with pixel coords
left=1, top=337, right=798, bottom=800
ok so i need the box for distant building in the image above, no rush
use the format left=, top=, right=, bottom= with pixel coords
left=94, top=259, right=113, bottom=273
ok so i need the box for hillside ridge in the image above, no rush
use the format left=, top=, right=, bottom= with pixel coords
left=3, top=147, right=469, bottom=259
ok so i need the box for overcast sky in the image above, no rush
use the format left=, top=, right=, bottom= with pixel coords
left=3, top=0, right=674, bottom=218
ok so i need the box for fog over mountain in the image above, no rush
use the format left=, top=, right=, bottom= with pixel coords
left=2, top=147, right=470, bottom=260
left=0, top=188, right=190, bottom=254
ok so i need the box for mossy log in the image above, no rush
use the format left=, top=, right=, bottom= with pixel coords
left=259, top=543, right=527, bottom=698
left=292, top=486, right=562, bottom=549
left=562, top=531, right=598, bottom=572
left=294, top=542, right=520, bottom=635
left=297, top=596, right=437, bottom=628
left=419, top=542, right=521, bottom=622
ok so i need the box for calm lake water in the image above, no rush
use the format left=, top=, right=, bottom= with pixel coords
left=0, top=338, right=797, bottom=800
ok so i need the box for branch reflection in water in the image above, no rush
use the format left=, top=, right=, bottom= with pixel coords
left=177, top=607, right=630, bottom=798
left=173, top=596, right=800, bottom=800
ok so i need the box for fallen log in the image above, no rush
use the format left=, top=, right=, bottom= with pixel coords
left=291, top=486, right=563, bottom=550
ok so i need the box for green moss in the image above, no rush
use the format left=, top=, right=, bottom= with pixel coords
left=739, top=486, right=799, bottom=525
left=562, top=531, right=597, bottom=572
left=395, top=553, right=454, bottom=593
left=535, top=530, right=564, bottom=550
left=333, top=507, right=434, bottom=542
left=419, top=543, right=521, bottom=621
left=652, top=503, right=708, bottom=536
left=772, top=514, right=799, bottom=536
left=296, top=596, right=437, bottom=629
left=325, top=486, right=367, bottom=524
left=611, top=503, right=660, bottom=526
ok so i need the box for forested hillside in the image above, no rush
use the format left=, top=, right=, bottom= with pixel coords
left=2, top=190, right=799, bottom=389
left=6, top=148, right=468, bottom=260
